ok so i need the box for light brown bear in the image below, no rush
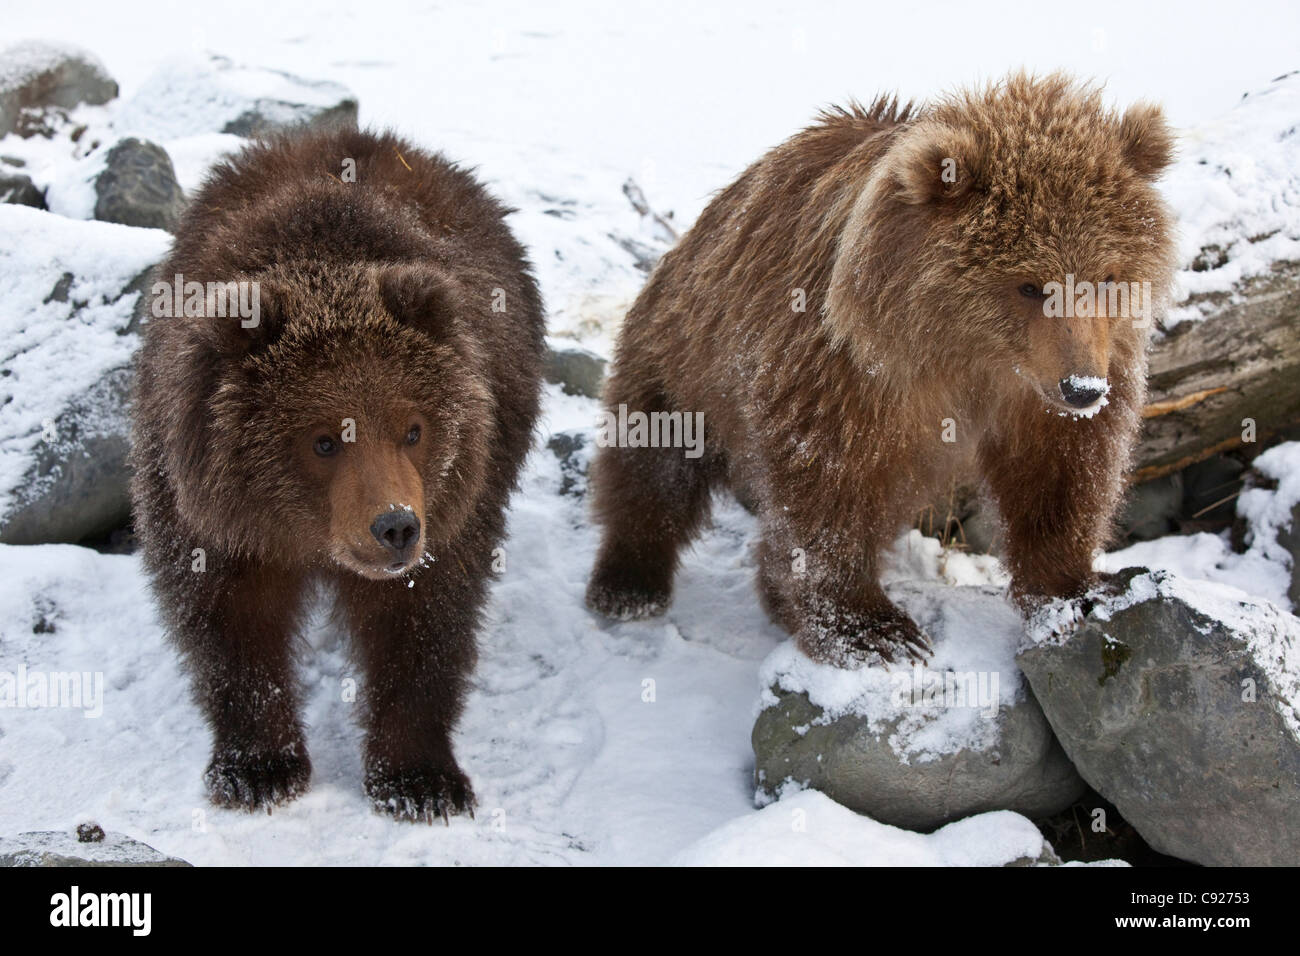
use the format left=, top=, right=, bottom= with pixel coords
left=586, top=73, right=1177, bottom=666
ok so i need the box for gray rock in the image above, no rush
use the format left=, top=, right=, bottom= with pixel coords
left=1018, top=566, right=1300, bottom=866
left=1277, top=502, right=1300, bottom=609
left=1004, top=842, right=1065, bottom=867
left=0, top=169, right=44, bottom=208
left=545, top=345, right=607, bottom=398
left=754, top=686, right=1084, bottom=831
left=0, top=830, right=189, bottom=867
left=222, top=95, right=358, bottom=138
left=94, top=138, right=185, bottom=231
left=547, top=430, right=590, bottom=497
left=0, top=252, right=159, bottom=546
left=0, top=365, right=134, bottom=545
left=752, top=583, right=1086, bottom=830
left=0, top=41, right=118, bottom=137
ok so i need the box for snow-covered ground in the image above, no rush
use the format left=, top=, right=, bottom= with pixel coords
left=0, top=385, right=1048, bottom=866
left=2, top=1, right=1299, bottom=865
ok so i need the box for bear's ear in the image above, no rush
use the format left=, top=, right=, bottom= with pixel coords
left=1118, top=101, right=1174, bottom=180
left=375, top=262, right=461, bottom=339
left=893, top=124, right=984, bottom=204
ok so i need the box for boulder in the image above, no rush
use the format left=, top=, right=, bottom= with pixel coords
left=0, top=366, right=135, bottom=544
left=1018, top=567, right=1300, bottom=866
left=0, top=206, right=169, bottom=545
left=93, top=138, right=185, bottom=231
left=0, top=830, right=189, bottom=867
left=0, top=41, right=118, bottom=138
left=752, top=582, right=1085, bottom=830
left=0, top=169, right=45, bottom=208
left=545, top=344, right=607, bottom=398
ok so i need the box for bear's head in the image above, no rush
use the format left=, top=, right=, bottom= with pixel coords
left=828, top=72, right=1177, bottom=418
left=166, top=261, right=493, bottom=578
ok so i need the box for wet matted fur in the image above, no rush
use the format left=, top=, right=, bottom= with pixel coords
left=131, top=128, right=544, bottom=819
left=587, top=73, right=1177, bottom=666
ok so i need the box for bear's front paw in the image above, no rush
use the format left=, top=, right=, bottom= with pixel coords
left=798, top=604, right=932, bottom=669
left=204, top=745, right=311, bottom=812
left=365, top=763, right=476, bottom=825
left=586, top=561, right=670, bottom=621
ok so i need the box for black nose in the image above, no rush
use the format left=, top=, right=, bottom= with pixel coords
left=1059, top=377, right=1106, bottom=408
left=370, top=511, right=420, bottom=555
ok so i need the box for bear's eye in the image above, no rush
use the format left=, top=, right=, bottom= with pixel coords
left=1018, top=283, right=1045, bottom=299
left=313, top=436, right=339, bottom=457
left=406, top=425, right=421, bottom=446
left=1103, top=274, right=1116, bottom=284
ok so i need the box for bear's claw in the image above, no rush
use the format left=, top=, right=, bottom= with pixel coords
left=204, top=746, right=311, bottom=812
left=798, top=603, right=934, bottom=669
left=365, top=764, right=476, bottom=825
left=585, top=564, right=670, bottom=621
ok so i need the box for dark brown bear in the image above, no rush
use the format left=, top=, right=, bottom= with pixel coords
left=131, top=128, right=544, bottom=820
left=587, top=73, right=1177, bottom=666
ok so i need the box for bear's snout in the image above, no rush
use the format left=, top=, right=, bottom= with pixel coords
left=1058, top=375, right=1109, bottom=410
left=371, top=510, right=421, bottom=561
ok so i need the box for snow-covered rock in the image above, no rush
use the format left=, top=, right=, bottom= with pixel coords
left=752, top=583, right=1084, bottom=830
left=1162, top=70, right=1300, bottom=324
left=0, top=167, right=43, bottom=208
left=6, top=54, right=359, bottom=228
left=672, top=789, right=1071, bottom=866
left=1102, top=441, right=1300, bottom=611
left=0, top=829, right=189, bottom=866
left=0, top=205, right=170, bottom=544
left=0, top=40, right=117, bottom=138
left=1019, top=566, right=1300, bottom=866
left=1240, top=442, right=1300, bottom=609
left=113, top=55, right=357, bottom=142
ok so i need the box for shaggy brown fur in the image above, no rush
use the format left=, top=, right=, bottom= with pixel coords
left=131, top=128, right=544, bottom=819
left=587, top=74, right=1177, bottom=666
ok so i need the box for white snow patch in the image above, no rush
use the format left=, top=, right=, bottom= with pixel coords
left=0, top=205, right=171, bottom=510
left=1162, top=71, right=1300, bottom=326
left=1101, top=441, right=1300, bottom=611
left=757, top=582, right=1023, bottom=764
left=672, top=790, right=1060, bottom=866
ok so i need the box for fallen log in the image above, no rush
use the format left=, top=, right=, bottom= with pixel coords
left=1136, top=258, right=1300, bottom=482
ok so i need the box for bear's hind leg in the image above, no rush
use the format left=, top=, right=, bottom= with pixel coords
left=586, top=390, right=723, bottom=620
